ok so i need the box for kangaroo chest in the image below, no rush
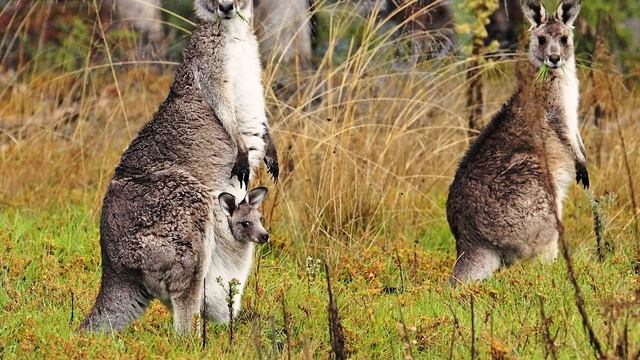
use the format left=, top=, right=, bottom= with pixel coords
left=224, top=37, right=268, bottom=142
left=539, top=66, right=581, bottom=210
left=559, top=72, right=579, bottom=149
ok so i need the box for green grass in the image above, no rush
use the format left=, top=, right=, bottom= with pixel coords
left=1, top=200, right=639, bottom=358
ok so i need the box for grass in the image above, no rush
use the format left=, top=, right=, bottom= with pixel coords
left=1, top=0, right=640, bottom=358
left=1, top=203, right=639, bottom=358
left=535, top=63, right=550, bottom=86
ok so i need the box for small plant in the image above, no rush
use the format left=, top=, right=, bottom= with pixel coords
left=305, top=256, right=323, bottom=290
left=588, top=191, right=617, bottom=261
left=217, top=277, right=241, bottom=344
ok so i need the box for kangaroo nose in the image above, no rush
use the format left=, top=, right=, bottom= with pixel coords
left=218, top=2, right=234, bottom=15
left=260, top=234, right=269, bottom=243
left=548, top=54, right=560, bottom=65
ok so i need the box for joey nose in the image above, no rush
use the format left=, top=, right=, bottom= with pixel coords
left=548, top=54, right=560, bottom=65
left=259, top=234, right=269, bottom=243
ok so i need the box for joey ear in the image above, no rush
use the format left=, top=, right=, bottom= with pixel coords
left=246, top=187, right=268, bottom=208
left=521, top=0, right=546, bottom=28
left=556, top=0, right=581, bottom=27
left=219, top=193, right=237, bottom=217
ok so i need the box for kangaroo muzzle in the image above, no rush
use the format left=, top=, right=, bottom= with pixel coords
left=255, top=232, right=269, bottom=244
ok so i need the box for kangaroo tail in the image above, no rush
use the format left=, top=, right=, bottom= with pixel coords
left=448, top=246, right=502, bottom=286
left=80, top=269, right=150, bottom=333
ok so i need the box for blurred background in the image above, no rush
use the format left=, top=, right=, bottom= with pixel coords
left=1, top=0, right=639, bottom=74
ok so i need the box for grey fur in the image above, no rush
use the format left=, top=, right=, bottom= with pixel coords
left=254, top=0, right=313, bottom=67
left=446, top=0, right=587, bottom=285
left=81, top=1, right=277, bottom=334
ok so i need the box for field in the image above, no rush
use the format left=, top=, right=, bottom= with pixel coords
left=1, top=1, right=640, bottom=358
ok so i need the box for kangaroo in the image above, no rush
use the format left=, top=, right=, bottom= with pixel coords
left=112, top=0, right=165, bottom=57
left=446, top=0, right=588, bottom=285
left=81, top=186, right=269, bottom=333
left=81, top=0, right=277, bottom=334
left=384, top=0, right=456, bottom=59
left=206, top=187, right=269, bottom=322
left=254, top=0, right=313, bottom=67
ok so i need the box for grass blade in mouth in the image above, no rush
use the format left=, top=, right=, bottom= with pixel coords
left=534, top=63, right=550, bottom=86
left=237, top=10, right=249, bottom=24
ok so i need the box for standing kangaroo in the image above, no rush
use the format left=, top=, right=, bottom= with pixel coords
left=81, top=0, right=278, bottom=333
left=446, top=0, right=588, bottom=285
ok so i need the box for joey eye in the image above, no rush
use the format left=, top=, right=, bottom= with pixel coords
left=537, top=36, right=546, bottom=45
left=560, top=36, right=568, bottom=45
left=241, top=221, right=251, bottom=228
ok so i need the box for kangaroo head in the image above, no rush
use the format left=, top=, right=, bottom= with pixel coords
left=522, top=0, right=581, bottom=69
left=195, top=0, right=253, bottom=22
left=219, top=187, right=269, bottom=244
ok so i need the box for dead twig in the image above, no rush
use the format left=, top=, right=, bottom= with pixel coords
left=201, top=279, right=207, bottom=350
left=69, top=290, right=75, bottom=326
left=252, top=318, right=264, bottom=360
left=281, top=292, right=292, bottom=360
left=270, top=315, right=279, bottom=359
left=395, top=249, right=406, bottom=292
left=398, top=302, right=415, bottom=360
left=325, top=261, right=346, bottom=360
left=538, top=295, right=558, bottom=360
left=470, top=295, right=476, bottom=360
left=538, top=127, right=605, bottom=359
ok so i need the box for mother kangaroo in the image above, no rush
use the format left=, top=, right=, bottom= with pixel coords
left=81, top=0, right=278, bottom=334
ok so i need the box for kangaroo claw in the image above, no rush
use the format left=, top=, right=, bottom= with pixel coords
left=264, top=156, right=279, bottom=183
left=231, top=152, right=250, bottom=188
left=576, top=162, right=589, bottom=190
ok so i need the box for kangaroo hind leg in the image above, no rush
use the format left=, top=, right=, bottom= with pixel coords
left=170, top=277, right=205, bottom=335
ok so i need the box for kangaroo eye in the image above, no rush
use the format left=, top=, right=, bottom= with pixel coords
left=538, top=36, right=546, bottom=45
left=241, top=221, right=251, bottom=228
left=560, top=36, right=568, bottom=45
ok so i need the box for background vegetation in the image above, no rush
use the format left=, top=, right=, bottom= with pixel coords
left=1, top=0, right=639, bottom=358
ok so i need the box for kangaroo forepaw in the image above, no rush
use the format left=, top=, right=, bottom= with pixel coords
left=576, top=162, right=589, bottom=190
left=231, top=152, right=250, bottom=188
left=264, top=155, right=279, bottom=183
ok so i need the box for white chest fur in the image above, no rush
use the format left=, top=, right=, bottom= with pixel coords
left=551, top=58, right=582, bottom=214
left=224, top=32, right=268, bottom=168
left=559, top=59, right=580, bottom=155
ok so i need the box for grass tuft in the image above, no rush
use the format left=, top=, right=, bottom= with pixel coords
left=534, top=63, right=550, bottom=86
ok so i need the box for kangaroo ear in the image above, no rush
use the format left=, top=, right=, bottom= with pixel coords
left=219, top=193, right=237, bottom=217
left=246, top=187, right=268, bottom=208
left=521, top=0, right=546, bottom=28
left=556, top=0, right=581, bottom=27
